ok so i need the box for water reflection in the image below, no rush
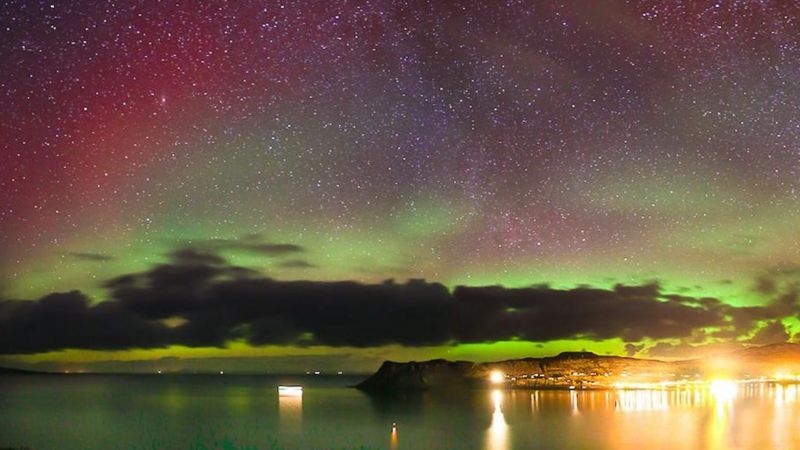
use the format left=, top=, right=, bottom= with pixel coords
left=160, top=385, right=186, bottom=413
left=615, top=389, right=669, bottom=412
left=486, top=390, right=509, bottom=450
left=773, top=383, right=799, bottom=408
left=8, top=376, right=800, bottom=450
left=772, top=384, right=799, bottom=448
left=709, top=380, right=737, bottom=404
left=705, top=382, right=736, bottom=450
left=278, top=388, right=302, bottom=428
left=569, top=390, right=579, bottom=415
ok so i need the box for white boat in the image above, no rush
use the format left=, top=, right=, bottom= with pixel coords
left=278, top=385, right=303, bottom=396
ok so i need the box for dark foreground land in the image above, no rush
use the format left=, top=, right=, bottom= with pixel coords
left=0, top=367, right=51, bottom=375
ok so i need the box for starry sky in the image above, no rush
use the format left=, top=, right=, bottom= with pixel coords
left=1, top=0, right=800, bottom=373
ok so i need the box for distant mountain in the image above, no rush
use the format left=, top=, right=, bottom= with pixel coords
left=730, top=343, right=800, bottom=373
left=357, top=344, right=800, bottom=391
left=736, top=342, right=800, bottom=360
left=0, top=366, right=53, bottom=375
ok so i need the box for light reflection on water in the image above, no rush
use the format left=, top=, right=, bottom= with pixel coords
left=485, top=389, right=508, bottom=450
left=2, top=376, right=800, bottom=449
left=615, top=388, right=669, bottom=411
left=278, top=388, right=302, bottom=426
left=390, top=424, right=398, bottom=450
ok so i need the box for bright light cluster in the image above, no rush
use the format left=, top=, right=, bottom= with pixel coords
left=775, top=372, right=800, bottom=381
left=708, top=380, right=738, bottom=401
left=489, top=371, right=505, bottom=384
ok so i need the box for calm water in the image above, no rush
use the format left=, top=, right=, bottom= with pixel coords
left=1, top=375, right=799, bottom=449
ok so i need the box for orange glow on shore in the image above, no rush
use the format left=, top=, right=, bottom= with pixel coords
left=709, top=380, right=737, bottom=401
left=490, top=371, right=505, bottom=384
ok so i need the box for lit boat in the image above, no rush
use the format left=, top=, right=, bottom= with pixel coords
left=278, top=385, right=303, bottom=396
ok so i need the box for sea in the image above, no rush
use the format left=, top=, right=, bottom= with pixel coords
left=1, top=374, right=798, bottom=449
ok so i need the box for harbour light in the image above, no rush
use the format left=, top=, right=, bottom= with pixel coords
left=490, top=370, right=504, bottom=384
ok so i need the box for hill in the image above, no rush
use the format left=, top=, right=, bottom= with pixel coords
left=357, top=344, right=800, bottom=391
left=0, top=366, right=53, bottom=375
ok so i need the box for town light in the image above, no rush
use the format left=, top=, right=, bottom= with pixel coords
left=490, top=370, right=504, bottom=384
left=709, top=380, right=737, bottom=402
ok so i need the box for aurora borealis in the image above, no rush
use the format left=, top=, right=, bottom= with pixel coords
left=1, top=0, right=800, bottom=373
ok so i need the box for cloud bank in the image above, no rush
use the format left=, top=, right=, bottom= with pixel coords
left=1, top=248, right=797, bottom=355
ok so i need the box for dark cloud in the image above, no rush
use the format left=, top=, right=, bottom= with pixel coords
left=646, top=341, right=747, bottom=360
left=451, top=283, right=731, bottom=342
left=646, top=320, right=793, bottom=359
left=0, top=291, right=172, bottom=354
left=65, top=252, right=116, bottom=262
left=754, top=275, right=778, bottom=295
left=723, top=286, right=799, bottom=337
left=1, top=249, right=798, bottom=354
left=169, top=248, right=227, bottom=266
left=766, top=263, right=800, bottom=277
left=747, top=321, right=790, bottom=346
left=752, top=265, right=800, bottom=299
left=624, top=343, right=644, bottom=357
left=179, top=235, right=304, bottom=257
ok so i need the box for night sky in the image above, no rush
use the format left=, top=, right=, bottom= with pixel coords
left=2, top=1, right=800, bottom=373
